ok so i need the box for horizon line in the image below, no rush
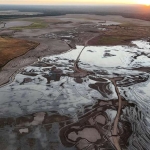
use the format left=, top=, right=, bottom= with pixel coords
left=0, top=4, right=144, bottom=6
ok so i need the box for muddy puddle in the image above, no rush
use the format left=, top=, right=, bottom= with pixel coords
left=0, top=40, right=150, bottom=149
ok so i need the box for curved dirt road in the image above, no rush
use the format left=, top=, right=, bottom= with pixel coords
left=73, top=35, right=123, bottom=150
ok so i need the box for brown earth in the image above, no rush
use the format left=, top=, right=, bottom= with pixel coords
left=0, top=37, right=38, bottom=69
left=85, top=25, right=150, bottom=46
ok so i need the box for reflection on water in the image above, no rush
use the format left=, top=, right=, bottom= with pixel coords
left=0, top=40, right=150, bottom=149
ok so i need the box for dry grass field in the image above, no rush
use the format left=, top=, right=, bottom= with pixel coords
left=0, top=37, right=38, bottom=68
left=88, top=25, right=150, bottom=45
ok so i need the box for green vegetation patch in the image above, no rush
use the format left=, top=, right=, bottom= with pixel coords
left=10, top=21, right=47, bottom=30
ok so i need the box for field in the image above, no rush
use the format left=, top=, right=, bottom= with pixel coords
left=0, top=37, right=38, bottom=68
left=10, top=21, right=47, bottom=30
left=88, top=25, right=150, bottom=45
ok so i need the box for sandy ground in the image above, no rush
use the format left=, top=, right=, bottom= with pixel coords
left=13, top=28, right=65, bottom=38
left=0, top=30, right=14, bottom=36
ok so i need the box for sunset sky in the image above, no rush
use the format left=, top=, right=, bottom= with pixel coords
left=0, top=0, right=149, bottom=5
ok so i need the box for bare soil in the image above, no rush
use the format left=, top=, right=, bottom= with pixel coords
left=0, top=37, right=38, bottom=68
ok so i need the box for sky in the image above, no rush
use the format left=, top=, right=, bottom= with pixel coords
left=0, top=0, right=149, bottom=5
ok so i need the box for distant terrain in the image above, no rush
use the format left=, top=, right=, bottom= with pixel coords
left=0, top=5, right=150, bottom=21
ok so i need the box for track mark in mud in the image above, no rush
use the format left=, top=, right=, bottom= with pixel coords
left=110, top=78, right=122, bottom=150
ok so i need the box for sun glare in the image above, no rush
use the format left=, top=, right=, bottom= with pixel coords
left=137, top=0, right=150, bottom=6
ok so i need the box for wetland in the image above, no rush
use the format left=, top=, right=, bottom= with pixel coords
left=0, top=14, right=150, bottom=150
